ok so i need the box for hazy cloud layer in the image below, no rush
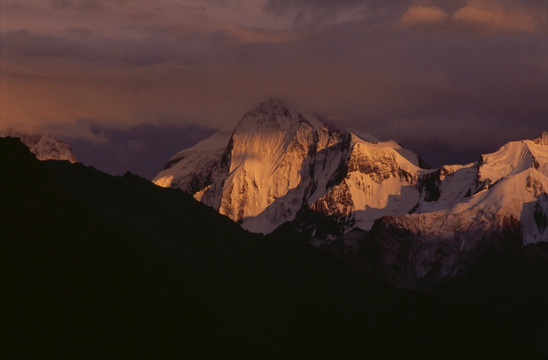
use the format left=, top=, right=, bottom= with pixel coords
left=1, top=0, right=546, bottom=173
left=65, top=124, right=216, bottom=179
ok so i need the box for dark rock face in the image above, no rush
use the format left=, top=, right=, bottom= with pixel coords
left=418, top=168, right=443, bottom=202
left=534, top=196, right=548, bottom=234
left=351, top=215, right=523, bottom=291
left=310, top=181, right=354, bottom=218
left=347, top=151, right=399, bottom=183
left=527, top=174, right=545, bottom=197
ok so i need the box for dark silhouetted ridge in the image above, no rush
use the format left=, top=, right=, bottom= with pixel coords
left=2, top=137, right=548, bottom=358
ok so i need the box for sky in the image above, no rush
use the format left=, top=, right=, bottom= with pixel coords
left=1, top=0, right=546, bottom=179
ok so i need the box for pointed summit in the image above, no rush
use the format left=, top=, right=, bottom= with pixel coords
left=234, top=98, right=323, bottom=135
left=245, top=98, right=291, bottom=117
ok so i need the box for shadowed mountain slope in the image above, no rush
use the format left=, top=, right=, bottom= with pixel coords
left=2, top=137, right=547, bottom=358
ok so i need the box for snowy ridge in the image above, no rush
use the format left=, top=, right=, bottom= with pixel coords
left=310, top=134, right=425, bottom=230
left=393, top=168, right=548, bottom=240
left=360, top=132, right=548, bottom=288
left=1, top=131, right=78, bottom=163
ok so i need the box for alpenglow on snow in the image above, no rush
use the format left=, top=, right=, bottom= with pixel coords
left=154, top=99, right=431, bottom=234
left=155, top=100, right=547, bottom=288
left=154, top=98, right=547, bottom=239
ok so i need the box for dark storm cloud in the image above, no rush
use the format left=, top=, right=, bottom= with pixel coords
left=263, top=0, right=405, bottom=26
left=64, top=26, right=94, bottom=38
left=263, top=0, right=544, bottom=15
left=1, top=30, right=110, bottom=62
left=50, top=0, right=107, bottom=11
left=263, top=0, right=546, bottom=36
left=1, top=29, right=218, bottom=67
left=264, top=0, right=407, bottom=13
left=262, top=0, right=475, bottom=26
left=1, top=0, right=546, bottom=174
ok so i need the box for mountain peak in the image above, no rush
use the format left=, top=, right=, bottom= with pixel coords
left=249, top=98, right=290, bottom=116
left=236, top=98, right=320, bottom=133
left=156, top=100, right=425, bottom=233
left=0, top=131, right=78, bottom=163
left=239, top=99, right=291, bottom=126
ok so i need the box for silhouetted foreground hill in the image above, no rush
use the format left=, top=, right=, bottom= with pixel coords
left=2, top=137, right=547, bottom=358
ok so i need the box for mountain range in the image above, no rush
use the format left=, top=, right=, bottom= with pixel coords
left=2, top=99, right=548, bottom=357
left=154, top=99, right=548, bottom=289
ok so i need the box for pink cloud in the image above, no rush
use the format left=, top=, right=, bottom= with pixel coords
left=398, top=6, right=449, bottom=27
left=453, top=1, right=539, bottom=34
left=222, top=25, right=302, bottom=44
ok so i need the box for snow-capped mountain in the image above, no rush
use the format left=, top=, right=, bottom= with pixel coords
left=357, top=131, right=548, bottom=288
left=154, top=99, right=547, bottom=240
left=1, top=131, right=78, bottom=163
left=407, top=131, right=548, bottom=244
left=155, top=99, right=547, bottom=288
left=154, top=99, right=427, bottom=233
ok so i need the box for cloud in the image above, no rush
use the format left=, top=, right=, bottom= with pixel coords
left=64, top=26, right=94, bottom=38
left=0, top=2, right=21, bottom=10
left=50, top=0, right=107, bottom=11
left=398, top=6, right=449, bottom=27
left=1, top=0, right=546, bottom=176
left=222, top=25, right=302, bottom=43
left=263, top=0, right=389, bottom=26
left=64, top=124, right=216, bottom=178
left=396, top=1, right=544, bottom=35
left=264, top=0, right=367, bottom=13
left=453, top=1, right=539, bottom=34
